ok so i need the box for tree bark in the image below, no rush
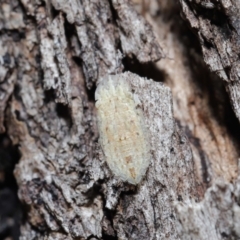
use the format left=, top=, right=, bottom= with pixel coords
left=0, top=0, right=240, bottom=239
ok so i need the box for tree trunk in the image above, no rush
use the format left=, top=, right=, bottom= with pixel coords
left=0, top=0, right=240, bottom=239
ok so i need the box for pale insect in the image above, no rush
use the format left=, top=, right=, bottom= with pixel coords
left=95, top=73, right=150, bottom=184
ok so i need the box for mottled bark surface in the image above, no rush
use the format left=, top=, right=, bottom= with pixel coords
left=1, top=0, right=240, bottom=240
left=179, top=0, right=240, bottom=123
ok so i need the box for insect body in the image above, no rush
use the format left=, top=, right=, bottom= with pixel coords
left=95, top=73, right=150, bottom=184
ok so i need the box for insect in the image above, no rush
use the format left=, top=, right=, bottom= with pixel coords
left=95, top=73, right=150, bottom=184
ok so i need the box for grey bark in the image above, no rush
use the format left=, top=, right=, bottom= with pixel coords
left=179, top=0, right=240, bottom=123
left=1, top=0, right=240, bottom=239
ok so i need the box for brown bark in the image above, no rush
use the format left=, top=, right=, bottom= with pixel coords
left=0, top=0, right=240, bottom=239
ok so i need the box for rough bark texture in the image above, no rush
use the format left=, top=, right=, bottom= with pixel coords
left=179, top=0, right=240, bottom=123
left=1, top=0, right=240, bottom=240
